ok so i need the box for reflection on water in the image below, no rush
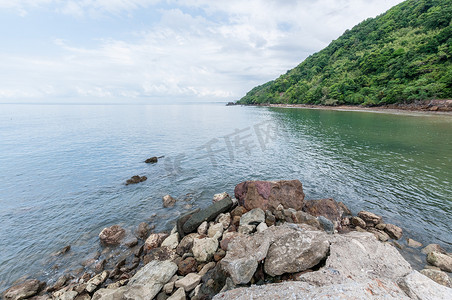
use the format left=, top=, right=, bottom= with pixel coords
left=0, top=103, right=451, bottom=290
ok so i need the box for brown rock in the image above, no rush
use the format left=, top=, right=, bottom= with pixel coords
left=136, top=222, right=150, bottom=239
left=420, top=269, right=452, bottom=287
left=384, top=224, right=403, bottom=240
left=126, top=175, right=147, bottom=185
left=3, top=279, right=45, bottom=300
left=357, top=211, right=382, bottom=226
left=231, top=216, right=241, bottom=227
left=375, top=223, right=386, bottom=230
left=178, top=257, right=198, bottom=276
left=214, top=249, right=226, bottom=262
left=145, top=233, right=169, bottom=251
left=427, top=252, right=452, bottom=272
left=176, top=233, right=199, bottom=256
left=351, top=216, right=366, bottom=228
left=337, top=202, right=352, bottom=216
left=406, top=238, right=422, bottom=248
left=230, top=206, right=247, bottom=219
left=234, top=180, right=305, bottom=211
left=143, top=247, right=177, bottom=265
left=99, top=225, right=126, bottom=245
left=421, top=244, right=446, bottom=255
left=303, top=198, right=342, bottom=223
left=367, top=228, right=390, bottom=242
left=163, top=195, right=177, bottom=208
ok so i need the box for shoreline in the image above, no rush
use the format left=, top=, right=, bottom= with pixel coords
left=232, top=100, right=452, bottom=116
left=3, top=180, right=451, bottom=299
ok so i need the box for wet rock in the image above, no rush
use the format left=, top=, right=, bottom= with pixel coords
left=93, top=259, right=106, bottom=273
left=74, top=293, right=90, bottom=300
left=3, top=279, right=45, bottom=300
left=125, top=175, right=147, bottom=185
left=124, top=237, right=138, bottom=248
left=167, top=287, right=185, bottom=300
left=56, top=291, right=78, bottom=300
left=239, top=208, right=265, bottom=226
left=398, top=270, right=452, bottom=299
left=420, top=269, right=452, bottom=287
left=216, top=213, right=231, bottom=229
left=357, top=211, right=382, bottom=226
left=182, top=198, right=233, bottom=234
left=49, top=274, right=71, bottom=292
left=213, top=192, right=230, bottom=203
left=192, top=236, right=219, bottom=263
left=178, top=257, right=198, bottom=276
left=53, top=245, right=71, bottom=256
left=264, top=226, right=329, bottom=276
left=145, top=233, right=169, bottom=250
left=136, top=222, right=150, bottom=239
left=99, top=225, right=126, bottom=245
left=123, top=260, right=178, bottom=300
left=161, top=232, right=179, bottom=249
left=163, top=195, right=177, bottom=208
left=197, top=221, right=208, bottom=235
left=384, top=223, right=403, bottom=240
left=207, top=223, right=224, bottom=238
left=177, top=209, right=200, bottom=238
left=407, top=238, right=423, bottom=248
left=175, top=273, right=201, bottom=292
left=234, top=180, right=305, bottom=211
left=427, top=251, right=452, bottom=272
left=92, top=287, right=126, bottom=300
left=176, top=233, right=199, bottom=256
left=422, top=244, right=446, bottom=255
left=145, top=156, right=158, bottom=163
left=85, top=271, right=109, bottom=293
left=303, top=198, right=343, bottom=223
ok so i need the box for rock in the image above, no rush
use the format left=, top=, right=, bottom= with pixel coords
left=367, top=227, right=390, bottom=242
left=86, top=271, right=109, bottom=293
left=197, top=221, right=208, bottom=235
left=56, top=291, right=78, bottom=300
left=207, top=223, right=224, bottom=238
left=264, top=226, right=330, bottom=276
left=3, top=279, right=44, bottom=300
left=291, top=210, right=321, bottom=228
left=199, top=262, right=216, bottom=277
left=230, top=206, right=247, bottom=218
left=220, top=232, right=239, bottom=251
left=375, top=223, right=386, bottom=230
left=384, top=223, right=403, bottom=240
left=182, top=198, right=234, bottom=234
left=213, top=192, right=230, bottom=203
left=175, top=273, right=201, bottom=292
left=136, top=222, right=150, bottom=239
left=197, top=265, right=229, bottom=299
left=234, top=180, right=305, bottom=211
left=237, top=224, right=255, bottom=235
left=145, top=233, right=168, bottom=250
left=161, top=232, right=179, bottom=249
left=407, top=238, right=423, bottom=248
left=213, top=279, right=411, bottom=300
left=163, top=195, right=177, bottom=208
left=123, top=260, right=178, bottom=300
left=317, top=216, right=334, bottom=233
left=265, top=210, right=276, bottom=227
left=239, top=208, right=265, bottom=226
left=143, top=247, right=178, bottom=264
left=422, top=244, right=446, bottom=255
left=192, top=237, right=218, bottom=262
left=303, top=198, right=343, bottom=223
left=74, top=293, right=90, bottom=300
left=216, top=213, right=231, bottom=229
left=420, top=269, right=452, bottom=287
left=338, top=201, right=352, bottom=216
left=427, top=251, right=452, bottom=272
left=125, top=175, right=147, bottom=185
left=357, top=211, right=382, bottom=226
left=124, top=237, right=138, bottom=248
left=163, top=281, right=175, bottom=294
left=92, top=287, right=126, bottom=300
left=49, top=274, right=70, bottom=292
left=256, top=222, right=268, bottom=233
left=167, top=287, right=186, bottom=300
left=341, top=216, right=351, bottom=227
left=398, top=270, right=452, bottom=299
left=214, top=249, right=226, bottom=261
left=99, top=225, right=126, bottom=245
left=177, top=209, right=200, bottom=238
left=53, top=245, right=71, bottom=256
left=176, top=233, right=199, bottom=256
left=231, top=216, right=241, bottom=227
left=178, top=257, right=198, bottom=276
left=145, top=156, right=158, bottom=163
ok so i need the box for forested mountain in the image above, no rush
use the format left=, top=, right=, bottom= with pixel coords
left=237, top=0, right=452, bottom=106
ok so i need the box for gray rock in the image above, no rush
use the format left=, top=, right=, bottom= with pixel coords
left=398, top=270, right=452, bottom=299
left=3, top=279, right=44, bottom=300
left=427, top=251, right=452, bottom=272
left=55, top=291, right=78, bottom=300
left=420, top=269, right=452, bottom=287
left=176, top=233, right=199, bottom=256
left=256, top=222, right=268, bottom=233
left=182, top=198, right=233, bottom=234
left=167, top=287, right=186, bottom=300
left=198, top=262, right=216, bottom=277
left=163, top=281, right=175, bottom=294
left=175, top=273, right=201, bottom=292
left=123, top=260, right=178, bottom=300
left=92, top=287, right=126, bottom=300
left=291, top=211, right=321, bottom=229
left=161, top=232, right=179, bottom=249
left=239, top=208, right=265, bottom=226
left=86, top=271, right=109, bottom=293
left=317, top=216, right=334, bottom=233
left=367, top=227, right=390, bottom=242
left=192, top=236, right=218, bottom=262
left=207, top=223, right=224, bottom=238
left=264, top=226, right=330, bottom=276
left=163, top=195, right=177, bottom=208
left=237, top=224, right=255, bottom=235
left=422, top=243, right=446, bottom=255
left=136, top=222, right=150, bottom=239
left=357, top=211, right=382, bottom=226
left=213, top=279, right=410, bottom=300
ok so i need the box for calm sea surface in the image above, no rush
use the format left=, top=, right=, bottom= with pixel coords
left=0, top=103, right=451, bottom=290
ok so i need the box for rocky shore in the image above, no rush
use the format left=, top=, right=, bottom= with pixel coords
left=3, top=180, right=452, bottom=299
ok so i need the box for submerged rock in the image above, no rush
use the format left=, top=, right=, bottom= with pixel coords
left=136, top=222, right=150, bottom=240
left=234, top=180, right=305, bottom=211
left=407, top=238, right=423, bottom=248
left=145, top=156, right=158, bottom=163
left=98, top=225, right=126, bottom=245
left=125, top=175, right=147, bottom=185
left=422, top=244, right=446, bottom=255
left=163, top=195, right=177, bottom=208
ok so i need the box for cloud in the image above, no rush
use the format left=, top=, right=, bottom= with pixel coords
left=0, top=0, right=405, bottom=102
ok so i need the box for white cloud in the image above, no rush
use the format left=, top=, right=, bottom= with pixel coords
left=0, top=0, right=405, bottom=102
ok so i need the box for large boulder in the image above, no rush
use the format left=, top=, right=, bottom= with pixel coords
left=98, top=225, right=126, bottom=245
left=3, top=279, right=45, bottom=300
left=234, top=180, right=305, bottom=211
left=398, top=270, right=452, bottom=299
left=302, top=198, right=343, bottom=224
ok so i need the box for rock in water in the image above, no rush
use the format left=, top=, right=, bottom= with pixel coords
left=125, top=175, right=147, bottom=185
left=136, top=222, right=150, bottom=239
left=406, top=238, right=423, bottom=248
left=163, top=195, right=177, bottom=208
left=234, top=180, right=305, bottom=211
left=422, top=244, right=446, bottom=255
left=303, top=198, right=343, bottom=223
left=145, top=156, right=158, bottom=163
left=357, top=211, right=382, bottom=226
left=213, top=192, right=230, bottom=203
left=427, top=251, right=452, bottom=272
left=384, top=223, right=403, bottom=240
left=3, top=279, right=44, bottom=300
left=99, top=225, right=126, bottom=245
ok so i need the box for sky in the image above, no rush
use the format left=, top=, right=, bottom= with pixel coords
left=0, top=0, right=405, bottom=103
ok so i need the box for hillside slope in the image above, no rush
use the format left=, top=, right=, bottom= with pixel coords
left=237, top=0, right=452, bottom=106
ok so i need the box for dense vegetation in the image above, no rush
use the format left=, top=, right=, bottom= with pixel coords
left=237, top=0, right=452, bottom=106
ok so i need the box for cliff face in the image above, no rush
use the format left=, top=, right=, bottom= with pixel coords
left=237, top=0, right=452, bottom=106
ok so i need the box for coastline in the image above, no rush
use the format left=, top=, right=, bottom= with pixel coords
left=232, top=100, right=452, bottom=116
left=3, top=180, right=451, bottom=299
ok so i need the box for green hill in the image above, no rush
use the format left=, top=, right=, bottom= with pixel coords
left=237, top=0, right=452, bottom=106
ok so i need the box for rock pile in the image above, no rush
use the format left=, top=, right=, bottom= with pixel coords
left=3, top=180, right=451, bottom=300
